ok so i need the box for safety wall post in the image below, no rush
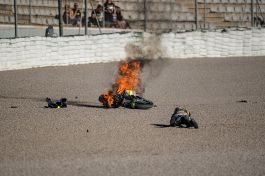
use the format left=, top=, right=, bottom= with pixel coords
left=144, top=0, right=148, bottom=31
left=101, top=0, right=105, bottom=28
left=29, top=0, right=32, bottom=24
left=58, top=0, right=63, bottom=36
left=14, top=0, right=18, bottom=38
left=195, top=0, right=198, bottom=30
left=251, top=0, right=254, bottom=27
left=170, top=0, right=173, bottom=31
left=85, top=0, right=88, bottom=35
left=255, top=0, right=259, bottom=26
left=204, top=0, right=206, bottom=29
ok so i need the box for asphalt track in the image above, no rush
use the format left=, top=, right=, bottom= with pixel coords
left=0, top=57, right=265, bottom=176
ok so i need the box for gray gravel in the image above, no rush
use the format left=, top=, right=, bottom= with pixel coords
left=0, top=57, right=265, bottom=176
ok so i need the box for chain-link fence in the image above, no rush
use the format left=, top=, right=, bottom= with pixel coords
left=0, top=0, right=264, bottom=38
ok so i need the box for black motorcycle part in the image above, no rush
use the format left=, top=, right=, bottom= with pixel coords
left=123, top=96, right=154, bottom=109
left=46, top=97, right=67, bottom=108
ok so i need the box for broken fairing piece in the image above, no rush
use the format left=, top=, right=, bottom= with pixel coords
left=46, top=97, right=67, bottom=108
left=170, top=107, right=198, bottom=129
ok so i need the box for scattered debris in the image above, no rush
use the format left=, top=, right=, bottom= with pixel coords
left=46, top=97, right=67, bottom=108
left=237, top=99, right=248, bottom=103
left=170, top=107, right=198, bottom=129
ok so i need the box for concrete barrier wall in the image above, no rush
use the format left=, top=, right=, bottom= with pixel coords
left=1, top=28, right=265, bottom=71
left=161, top=29, right=265, bottom=58
left=0, top=32, right=139, bottom=71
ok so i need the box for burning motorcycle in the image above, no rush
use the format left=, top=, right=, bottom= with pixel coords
left=170, top=107, right=198, bottom=129
left=99, top=90, right=154, bottom=109
left=99, top=60, right=154, bottom=109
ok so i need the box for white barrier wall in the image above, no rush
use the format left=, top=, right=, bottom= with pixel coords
left=161, top=29, right=265, bottom=58
left=0, top=32, right=139, bottom=71
left=0, top=28, right=265, bottom=71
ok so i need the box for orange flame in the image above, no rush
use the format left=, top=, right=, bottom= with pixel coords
left=102, top=60, right=142, bottom=107
left=117, top=61, right=141, bottom=95
left=103, top=91, right=115, bottom=107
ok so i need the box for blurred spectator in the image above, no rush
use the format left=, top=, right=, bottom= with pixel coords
left=104, top=0, right=116, bottom=27
left=45, top=25, right=56, bottom=37
left=254, top=16, right=265, bottom=27
left=89, top=4, right=103, bottom=27
left=114, top=6, right=131, bottom=29
left=63, top=4, right=70, bottom=24
left=71, top=3, right=82, bottom=26
left=103, top=0, right=130, bottom=29
left=63, top=3, right=81, bottom=26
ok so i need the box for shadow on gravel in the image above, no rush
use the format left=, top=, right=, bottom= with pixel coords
left=151, top=124, right=171, bottom=128
left=0, top=95, right=105, bottom=109
left=68, top=101, right=105, bottom=109
left=0, top=95, right=44, bottom=102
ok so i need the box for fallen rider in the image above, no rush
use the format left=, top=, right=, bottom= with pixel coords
left=170, top=107, right=198, bottom=129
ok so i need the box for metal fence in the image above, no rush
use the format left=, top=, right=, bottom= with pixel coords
left=196, top=0, right=265, bottom=30
left=0, top=0, right=264, bottom=38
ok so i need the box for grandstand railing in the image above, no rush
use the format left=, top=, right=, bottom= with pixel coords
left=0, top=0, right=264, bottom=38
